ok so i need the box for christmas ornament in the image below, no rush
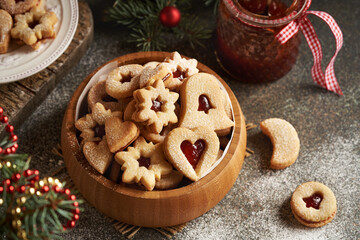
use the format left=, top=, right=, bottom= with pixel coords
left=159, top=6, right=181, bottom=28
left=105, top=0, right=213, bottom=51
left=0, top=106, right=82, bottom=239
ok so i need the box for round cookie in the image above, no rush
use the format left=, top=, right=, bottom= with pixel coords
left=291, top=181, right=337, bottom=228
left=87, top=80, right=130, bottom=112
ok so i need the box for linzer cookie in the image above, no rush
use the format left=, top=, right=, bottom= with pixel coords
left=74, top=52, right=236, bottom=191
left=115, top=137, right=172, bottom=191
left=291, top=182, right=337, bottom=227
left=105, top=64, right=143, bottom=99
left=132, top=79, right=179, bottom=134
left=179, top=73, right=234, bottom=136
left=260, top=118, right=300, bottom=169
left=160, top=51, right=199, bottom=91
left=164, top=126, right=219, bottom=181
left=87, top=80, right=129, bottom=112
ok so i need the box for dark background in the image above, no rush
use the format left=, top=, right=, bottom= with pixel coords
left=16, top=0, right=359, bottom=239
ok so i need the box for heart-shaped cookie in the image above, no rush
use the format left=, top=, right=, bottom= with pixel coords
left=164, top=127, right=219, bottom=181
left=105, top=116, right=140, bottom=153
left=179, top=73, right=234, bottom=136
left=83, top=138, right=113, bottom=174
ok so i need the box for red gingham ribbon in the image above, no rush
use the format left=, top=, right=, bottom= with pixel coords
left=276, top=2, right=343, bottom=95
left=224, top=0, right=343, bottom=95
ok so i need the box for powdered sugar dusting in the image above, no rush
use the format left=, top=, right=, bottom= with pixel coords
left=174, top=135, right=359, bottom=239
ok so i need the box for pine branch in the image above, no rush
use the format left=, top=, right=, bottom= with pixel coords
left=105, top=0, right=167, bottom=27
left=129, top=20, right=167, bottom=51
left=174, top=13, right=213, bottom=49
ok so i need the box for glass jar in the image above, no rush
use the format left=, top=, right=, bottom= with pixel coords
left=216, top=0, right=308, bottom=83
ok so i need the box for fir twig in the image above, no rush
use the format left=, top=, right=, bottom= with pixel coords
left=174, top=13, right=213, bottom=49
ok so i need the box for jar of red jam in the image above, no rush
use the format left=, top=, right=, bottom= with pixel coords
left=216, top=0, right=308, bottom=83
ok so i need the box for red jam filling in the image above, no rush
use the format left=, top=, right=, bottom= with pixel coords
left=238, top=0, right=288, bottom=17
left=172, top=70, right=186, bottom=81
left=137, top=156, right=151, bottom=169
left=94, top=124, right=106, bottom=138
left=102, top=94, right=117, bottom=102
left=303, top=193, right=323, bottom=210
left=151, top=98, right=163, bottom=112
left=180, top=140, right=205, bottom=169
left=121, top=75, right=132, bottom=83
left=198, top=95, right=213, bottom=113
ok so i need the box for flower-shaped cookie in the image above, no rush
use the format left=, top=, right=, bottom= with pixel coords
left=0, top=9, right=13, bottom=54
left=179, top=73, right=234, bottom=136
left=11, top=3, right=58, bottom=49
left=161, top=51, right=199, bottom=91
left=0, top=0, right=38, bottom=15
left=75, top=103, right=122, bottom=147
left=139, top=52, right=199, bottom=91
left=115, top=136, right=173, bottom=191
left=132, top=79, right=179, bottom=134
left=105, top=64, right=144, bottom=99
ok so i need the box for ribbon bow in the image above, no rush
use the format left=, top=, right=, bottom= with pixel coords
left=275, top=0, right=343, bottom=95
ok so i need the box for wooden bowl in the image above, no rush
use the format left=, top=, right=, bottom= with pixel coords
left=61, top=51, right=247, bottom=227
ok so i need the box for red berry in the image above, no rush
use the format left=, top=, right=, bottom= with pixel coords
left=33, top=169, right=39, bottom=175
left=41, top=185, right=50, bottom=193
left=1, top=116, right=8, bottom=123
left=5, top=148, right=11, bottom=154
left=24, top=169, right=32, bottom=177
left=18, top=185, right=26, bottom=193
left=7, top=185, right=14, bottom=193
left=63, top=225, right=67, bottom=231
left=10, top=146, right=16, bottom=153
left=0, top=147, right=2, bottom=153
left=11, top=134, right=18, bottom=142
left=13, top=143, right=18, bottom=149
left=69, top=195, right=76, bottom=201
left=0, top=186, right=3, bottom=193
left=52, top=185, right=61, bottom=193
left=0, top=107, right=3, bottom=115
left=4, top=179, right=11, bottom=185
left=5, top=124, right=14, bottom=133
left=64, top=189, right=71, bottom=195
left=72, top=208, right=80, bottom=214
left=12, top=173, right=21, bottom=182
left=72, top=214, right=80, bottom=221
left=67, top=220, right=76, bottom=228
left=73, top=201, right=79, bottom=207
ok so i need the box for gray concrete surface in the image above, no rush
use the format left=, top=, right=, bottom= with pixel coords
left=15, top=0, right=359, bottom=239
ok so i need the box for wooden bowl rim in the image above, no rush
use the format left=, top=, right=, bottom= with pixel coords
left=64, top=51, right=243, bottom=200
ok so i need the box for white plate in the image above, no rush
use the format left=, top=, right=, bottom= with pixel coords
left=0, top=0, right=79, bottom=83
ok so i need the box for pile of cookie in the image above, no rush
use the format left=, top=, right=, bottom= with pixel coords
left=0, top=0, right=57, bottom=53
left=75, top=52, right=234, bottom=191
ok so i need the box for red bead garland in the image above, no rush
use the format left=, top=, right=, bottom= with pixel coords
left=0, top=107, right=18, bottom=155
